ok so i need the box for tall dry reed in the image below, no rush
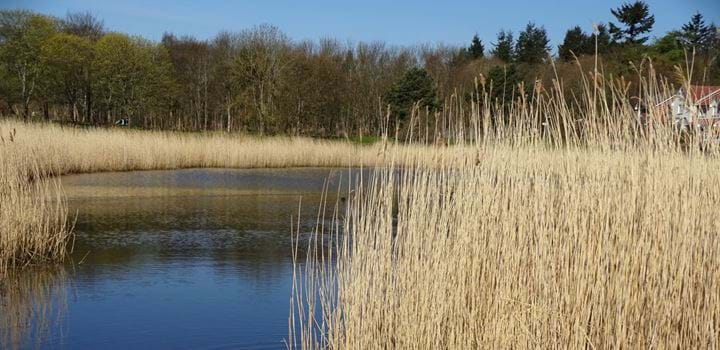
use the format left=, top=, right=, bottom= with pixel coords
left=0, top=136, right=72, bottom=273
left=291, top=62, right=720, bottom=348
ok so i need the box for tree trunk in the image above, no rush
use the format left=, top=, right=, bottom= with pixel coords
left=20, top=68, right=29, bottom=121
left=23, top=101, right=29, bottom=122
left=226, top=101, right=231, bottom=132
left=85, top=86, right=92, bottom=124
left=204, top=68, right=208, bottom=131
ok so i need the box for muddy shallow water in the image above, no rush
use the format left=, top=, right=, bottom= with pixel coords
left=0, top=168, right=366, bottom=350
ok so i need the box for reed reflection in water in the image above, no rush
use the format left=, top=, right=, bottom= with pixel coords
left=0, top=267, right=69, bottom=349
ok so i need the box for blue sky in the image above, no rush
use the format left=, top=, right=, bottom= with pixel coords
left=3, top=0, right=719, bottom=49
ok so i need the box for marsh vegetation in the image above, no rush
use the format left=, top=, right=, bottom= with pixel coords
left=289, top=66, right=720, bottom=348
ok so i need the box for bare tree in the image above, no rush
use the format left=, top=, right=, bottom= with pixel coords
left=61, top=11, right=104, bottom=41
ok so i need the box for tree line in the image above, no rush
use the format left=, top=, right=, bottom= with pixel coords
left=0, top=1, right=718, bottom=136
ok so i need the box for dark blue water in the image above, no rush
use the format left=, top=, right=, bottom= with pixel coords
left=0, top=168, right=362, bottom=349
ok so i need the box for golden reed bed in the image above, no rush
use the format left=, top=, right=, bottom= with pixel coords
left=292, top=146, right=720, bottom=348
left=289, top=72, right=720, bottom=348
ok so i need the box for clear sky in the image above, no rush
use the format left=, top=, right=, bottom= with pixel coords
left=3, top=0, right=719, bottom=49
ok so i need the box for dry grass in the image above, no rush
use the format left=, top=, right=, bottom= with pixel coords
left=1, top=121, right=386, bottom=175
left=291, top=66, right=720, bottom=348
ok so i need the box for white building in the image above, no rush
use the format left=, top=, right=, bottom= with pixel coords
left=670, top=85, right=720, bottom=130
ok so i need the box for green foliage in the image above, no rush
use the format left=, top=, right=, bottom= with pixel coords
left=491, top=30, right=514, bottom=62
left=515, top=23, right=550, bottom=64
left=609, top=1, right=655, bottom=45
left=347, top=135, right=381, bottom=145
left=386, top=67, right=438, bottom=121
left=0, top=12, right=57, bottom=117
left=41, top=33, right=93, bottom=103
left=649, top=31, right=685, bottom=66
left=93, top=33, right=158, bottom=119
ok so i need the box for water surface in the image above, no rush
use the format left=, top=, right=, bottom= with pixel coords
left=1, top=168, right=363, bottom=349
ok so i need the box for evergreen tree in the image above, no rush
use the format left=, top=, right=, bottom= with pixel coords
left=467, top=34, right=484, bottom=59
left=491, top=30, right=514, bottom=62
left=386, top=67, right=438, bottom=121
left=609, top=1, right=655, bottom=45
left=514, top=23, right=550, bottom=64
left=681, top=12, right=716, bottom=52
left=558, top=26, right=590, bottom=61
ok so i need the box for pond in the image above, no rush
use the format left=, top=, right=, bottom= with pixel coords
left=0, top=168, right=365, bottom=350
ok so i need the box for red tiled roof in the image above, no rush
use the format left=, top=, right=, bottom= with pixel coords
left=688, top=85, right=720, bottom=104
left=695, top=118, right=720, bottom=127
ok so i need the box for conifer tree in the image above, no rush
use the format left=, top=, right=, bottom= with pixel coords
left=609, top=1, right=655, bottom=45
left=558, top=26, right=590, bottom=61
left=681, top=12, right=716, bottom=52
left=386, top=67, right=438, bottom=121
left=467, top=34, right=484, bottom=59
left=491, top=30, right=514, bottom=62
left=515, top=23, right=550, bottom=64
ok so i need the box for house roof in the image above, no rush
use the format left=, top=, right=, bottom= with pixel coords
left=687, top=85, right=720, bottom=105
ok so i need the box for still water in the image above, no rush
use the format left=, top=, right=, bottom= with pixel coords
left=1, top=168, right=363, bottom=349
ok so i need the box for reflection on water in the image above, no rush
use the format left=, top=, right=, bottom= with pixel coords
left=0, top=268, right=68, bottom=350
left=0, top=168, right=364, bottom=350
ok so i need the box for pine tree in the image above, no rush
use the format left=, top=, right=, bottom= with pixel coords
left=386, top=67, right=438, bottom=121
left=491, top=30, right=514, bottom=62
left=468, top=34, right=484, bottom=59
left=558, top=26, right=590, bottom=61
left=514, top=23, right=550, bottom=64
left=608, top=1, right=655, bottom=45
left=681, top=12, right=716, bottom=52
